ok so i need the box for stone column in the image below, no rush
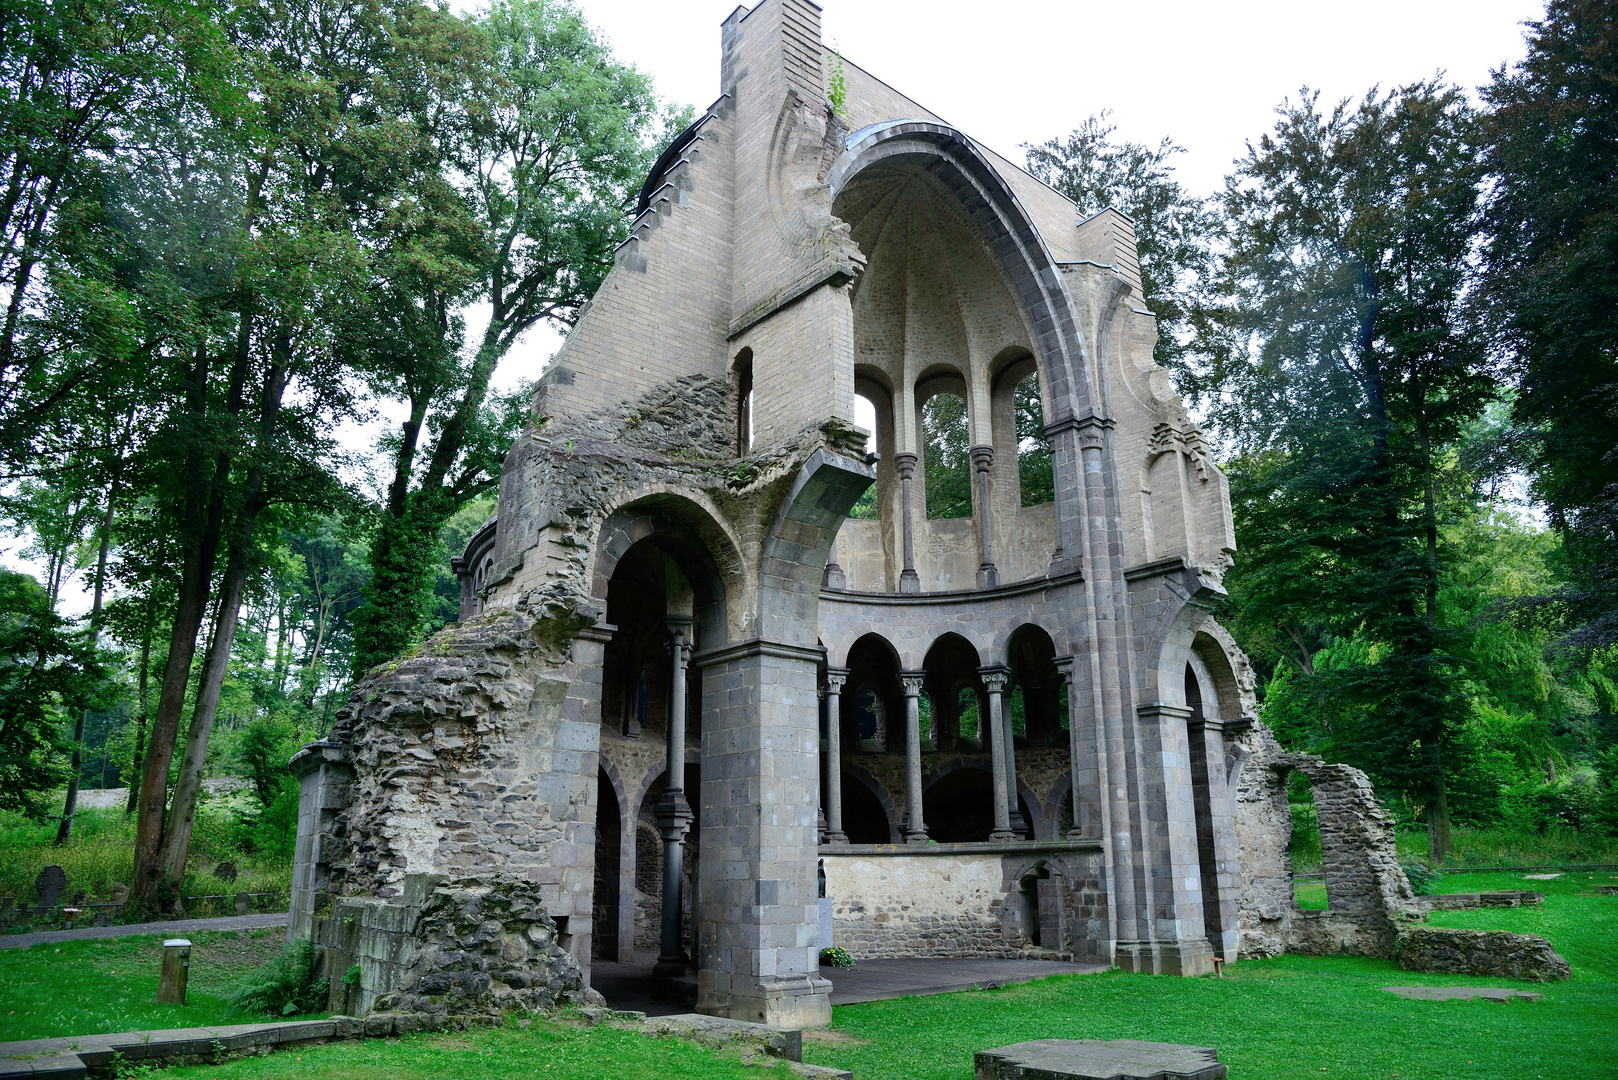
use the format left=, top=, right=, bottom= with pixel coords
left=1002, top=678, right=1029, bottom=837
left=822, top=669, right=849, bottom=844
left=900, top=671, right=928, bottom=842
left=979, top=667, right=1014, bottom=841
left=894, top=452, right=921, bottom=594
left=970, top=445, right=999, bottom=588
left=653, top=617, right=695, bottom=981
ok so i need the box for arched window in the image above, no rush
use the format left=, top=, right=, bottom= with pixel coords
left=1008, top=684, right=1026, bottom=738
left=921, top=392, right=971, bottom=518
left=1016, top=372, right=1054, bottom=506
left=850, top=393, right=879, bottom=519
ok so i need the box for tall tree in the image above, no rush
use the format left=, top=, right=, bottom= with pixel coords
left=1480, top=0, right=1618, bottom=653
left=1199, top=83, right=1494, bottom=858
left=351, top=0, right=663, bottom=673
left=1025, top=113, right=1216, bottom=382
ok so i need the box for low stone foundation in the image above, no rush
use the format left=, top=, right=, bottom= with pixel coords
left=1419, top=891, right=1544, bottom=911
left=1396, top=927, right=1571, bottom=982
left=317, top=873, right=587, bottom=1022
left=821, top=842, right=1108, bottom=962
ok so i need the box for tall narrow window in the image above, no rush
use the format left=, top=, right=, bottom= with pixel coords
left=850, top=393, right=878, bottom=519
left=921, top=392, right=971, bottom=518
left=1016, top=372, right=1054, bottom=506
left=734, top=349, right=754, bottom=456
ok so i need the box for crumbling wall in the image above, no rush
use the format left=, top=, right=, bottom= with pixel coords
left=319, top=874, right=587, bottom=1024
left=1229, top=722, right=1417, bottom=959
left=1229, top=721, right=1296, bottom=957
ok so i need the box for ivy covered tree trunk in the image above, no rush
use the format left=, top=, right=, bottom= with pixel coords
left=352, top=489, right=456, bottom=674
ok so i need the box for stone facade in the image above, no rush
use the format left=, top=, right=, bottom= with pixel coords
left=289, top=0, right=1426, bottom=1028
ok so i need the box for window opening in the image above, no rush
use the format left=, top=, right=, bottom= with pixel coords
left=957, top=686, right=979, bottom=741
left=921, top=392, right=972, bottom=519
left=1057, top=681, right=1070, bottom=731
left=735, top=349, right=754, bottom=456
left=856, top=688, right=886, bottom=750
left=850, top=393, right=879, bottom=518
left=1015, top=372, right=1054, bottom=506
left=1008, top=684, right=1027, bottom=738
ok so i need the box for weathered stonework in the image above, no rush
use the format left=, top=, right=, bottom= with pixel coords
left=291, top=0, right=1437, bottom=1027
left=1397, top=927, right=1572, bottom=982
left=319, top=874, right=588, bottom=1023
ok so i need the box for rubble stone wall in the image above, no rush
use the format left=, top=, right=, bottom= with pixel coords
left=1397, top=927, right=1571, bottom=982
left=318, top=874, right=587, bottom=1023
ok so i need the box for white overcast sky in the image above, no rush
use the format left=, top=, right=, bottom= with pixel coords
left=12, top=0, right=1547, bottom=612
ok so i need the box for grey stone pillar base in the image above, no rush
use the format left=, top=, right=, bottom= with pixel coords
left=977, top=563, right=1000, bottom=588
left=1115, top=938, right=1215, bottom=977
left=898, top=568, right=921, bottom=593
left=699, top=971, right=833, bottom=1029
left=821, top=829, right=849, bottom=845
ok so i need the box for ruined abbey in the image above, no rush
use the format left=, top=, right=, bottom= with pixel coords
left=287, top=0, right=1418, bottom=1031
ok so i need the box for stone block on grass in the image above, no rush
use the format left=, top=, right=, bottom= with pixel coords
left=975, top=1039, right=1225, bottom=1080
left=1397, top=928, right=1570, bottom=982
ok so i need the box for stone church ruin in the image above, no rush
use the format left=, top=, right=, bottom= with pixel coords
left=287, top=0, right=1418, bottom=1030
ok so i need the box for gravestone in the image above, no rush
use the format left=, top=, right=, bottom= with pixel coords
left=215, top=862, right=238, bottom=883
left=110, top=882, right=128, bottom=904
left=35, top=865, right=67, bottom=914
left=0, top=896, right=13, bottom=929
left=234, top=891, right=250, bottom=916
left=976, top=1040, right=1225, bottom=1080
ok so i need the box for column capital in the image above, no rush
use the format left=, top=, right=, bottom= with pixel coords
left=969, top=444, right=994, bottom=469
left=978, top=664, right=1011, bottom=691
left=1052, top=654, right=1077, bottom=683
left=893, top=451, right=918, bottom=480
left=900, top=671, right=926, bottom=695
left=823, top=667, right=850, bottom=693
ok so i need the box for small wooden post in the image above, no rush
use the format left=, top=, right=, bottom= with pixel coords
left=158, top=938, right=192, bottom=1004
left=1212, top=956, right=1224, bottom=978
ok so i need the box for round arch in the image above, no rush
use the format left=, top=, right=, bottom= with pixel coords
left=829, top=120, right=1096, bottom=426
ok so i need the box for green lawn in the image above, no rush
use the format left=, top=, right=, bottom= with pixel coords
left=158, top=1021, right=790, bottom=1080
left=5, top=874, right=1613, bottom=1079
left=803, top=871, right=1618, bottom=1080
left=0, top=929, right=304, bottom=1042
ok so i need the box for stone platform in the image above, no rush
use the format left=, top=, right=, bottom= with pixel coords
left=1382, top=986, right=1545, bottom=1002
left=592, top=953, right=1106, bottom=1016
left=976, top=1039, right=1225, bottom=1080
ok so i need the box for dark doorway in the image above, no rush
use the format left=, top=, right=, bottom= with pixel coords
left=1186, top=664, right=1225, bottom=952
left=594, top=769, right=623, bottom=960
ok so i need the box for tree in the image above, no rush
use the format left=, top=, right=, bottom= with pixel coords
left=1025, top=112, right=1216, bottom=383
left=350, top=0, right=664, bottom=673
left=1479, top=0, right=1618, bottom=653
left=0, top=569, right=107, bottom=815
left=1200, top=82, right=1493, bottom=858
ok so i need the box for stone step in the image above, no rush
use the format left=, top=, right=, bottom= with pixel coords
left=975, top=1039, right=1225, bottom=1080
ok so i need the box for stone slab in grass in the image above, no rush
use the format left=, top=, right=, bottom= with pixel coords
left=975, top=1039, right=1225, bottom=1080
left=640, top=1013, right=803, bottom=1063
left=1382, top=986, right=1545, bottom=1002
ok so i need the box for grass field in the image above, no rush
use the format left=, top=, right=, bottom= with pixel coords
left=0, top=929, right=306, bottom=1042
left=3, top=873, right=1612, bottom=1078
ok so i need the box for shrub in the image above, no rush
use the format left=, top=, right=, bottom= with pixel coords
left=227, top=938, right=328, bottom=1016
left=819, top=946, right=855, bottom=968
left=1401, top=858, right=1443, bottom=895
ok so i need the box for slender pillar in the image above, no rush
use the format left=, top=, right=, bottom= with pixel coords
left=653, top=617, right=694, bottom=980
left=980, top=667, right=1014, bottom=841
left=970, top=445, right=999, bottom=588
left=900, top=672, right=928, bottom=842
left=822, top=669, right=849, bottom=844
left=1003, top=679, right=1029, bottom=837
left=894, top=452, right=921, bottom=594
